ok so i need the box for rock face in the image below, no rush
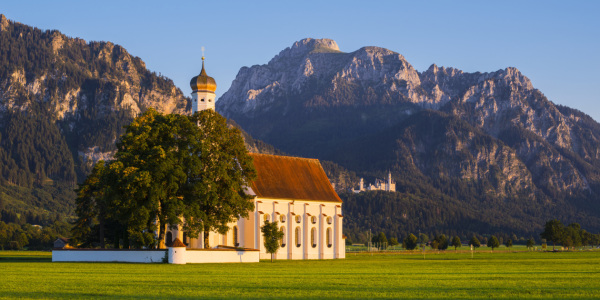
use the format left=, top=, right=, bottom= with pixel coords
left=218, top=38, right=600, bottom=233
left=0, top=15, right=189, bottom=183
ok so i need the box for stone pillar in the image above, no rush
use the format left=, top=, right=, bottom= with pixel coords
left=168, top=238, right=187, bottom=264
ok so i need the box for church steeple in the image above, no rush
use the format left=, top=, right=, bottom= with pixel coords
left=190, top=54, right=217, bottom=113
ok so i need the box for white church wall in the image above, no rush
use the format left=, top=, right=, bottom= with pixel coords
left=185, top=249, right=259, bottom=263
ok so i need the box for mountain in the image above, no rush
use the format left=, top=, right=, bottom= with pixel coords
left=0, top=14, right=190, bottom=221
left=218, top=38, right=600, bottom=237
left=0, top=17, right=353, bottom=224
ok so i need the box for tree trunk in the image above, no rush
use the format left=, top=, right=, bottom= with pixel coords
left=99, top=218, right=105, bottom=249
left=271, top=253, right=273, bottom=263
left=157, top=222, right=166, bottom=249
left=204, top=230, right=210, bottom=249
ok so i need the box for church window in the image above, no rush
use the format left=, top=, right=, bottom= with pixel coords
left=264, top=214, right=270, bottom=223
left=280, top=226, right=286, bottom=247
left=280, top=215, right=286, bottom=223
left=233, top=226, right=239, bottom=247
left=201, top=98, right=205, bottom=102
left=295, top=215, right=301, bottom=223
left=311, top=216, right=317, bottom=224
left=327, top=228, right=332, bottom=248
left=166, top=231, right=173, bottom=247
left=295, top=227, right=301, bottom=247
left=327, top=216, right=333, bottom=225
left=209, top=99, right=212, bottom=102
left=183, top=232, right=188, bottom=246
left=311, top=228, right=317, bottom=248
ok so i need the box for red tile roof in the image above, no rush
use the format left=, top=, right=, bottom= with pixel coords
left=249, top=154, right=342, bottom=203
left=171, top=238, right=186, bottom=247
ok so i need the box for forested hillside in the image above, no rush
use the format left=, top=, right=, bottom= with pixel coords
left=0, top=14, right=188, bottom=225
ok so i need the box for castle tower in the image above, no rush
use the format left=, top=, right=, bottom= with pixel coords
left=190, top=56, right=217, bottom=113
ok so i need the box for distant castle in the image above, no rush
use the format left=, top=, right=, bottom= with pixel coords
left=353, top=172, right=396, bottom=193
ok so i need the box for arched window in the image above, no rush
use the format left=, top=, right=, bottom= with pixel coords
left=280, top=214, right=286, bottom=223
left=166, top=231, right=173, bottom=247
left=264, top=214, right=270, bottom=223
left=311, top=228, right=317, bottom=248
left=233, top=226, right=239, bottom=247
left=222, top=232, right=228, bottom=246
left=280, top=226, right=286, bottom=247
left=327, top=216, right=333, bottom=225
left=295, top=215, right=301, bottom=223
left=311, top=216, right=317, bottom=224
left=295, top=227, right=301, bottom=247
left=327, top=228, right=332, bottom=248
left=183, top=232, right=188, bottom=246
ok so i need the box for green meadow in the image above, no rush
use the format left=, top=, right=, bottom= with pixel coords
left=1, top=250, right=599, bottom=299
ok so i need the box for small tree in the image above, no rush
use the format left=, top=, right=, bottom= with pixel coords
left=469, top=236, right=481, bottom=248
left=389, top=238, right=399, bottom=247
left=526, top=238, right=535, bottom=250
left=403, top=233, right=418, bottom=250
left=436, top=234, right=448, bottom=251
left=505, top=239, right=513, bottom=249
left=261, top=220, right=284, bottom=262
left=430, top=240, right=439, bottom=250
left=419, top=233, right=429, bottom=248
left=540, top=219, right=564, bottom=251
left=487, top=236, right=500, bottom=251
left=451, top=236, right=461, bottom=251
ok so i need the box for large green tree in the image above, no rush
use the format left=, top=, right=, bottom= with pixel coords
left=72, top=109, right=256, bottom=249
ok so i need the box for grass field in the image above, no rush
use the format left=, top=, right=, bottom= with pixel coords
left=1, top=250, right=599, bottom=299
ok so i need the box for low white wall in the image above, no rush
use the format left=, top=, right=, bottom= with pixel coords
left=52, top=249, right=166, bottom=263
left=185, top=249, right=259, bottom=263
left=52, top=248, right=259, bottom=264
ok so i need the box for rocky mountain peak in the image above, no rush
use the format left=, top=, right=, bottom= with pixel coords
left=269, top=38, right=341, bottom=64
left=291, top=38, right=339, bottom=54
left=0, top=14, right=9, bottom=31
left=488, top=67, right=533, bottom=90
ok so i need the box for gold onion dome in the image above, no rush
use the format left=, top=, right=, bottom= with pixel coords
left=190, top=58, right=217, bottom=92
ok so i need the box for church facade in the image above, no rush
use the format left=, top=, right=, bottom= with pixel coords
left=165, top=59, right=345, bottom=259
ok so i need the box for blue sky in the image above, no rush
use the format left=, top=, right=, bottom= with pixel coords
left=3, top=1, right=600, bottom=120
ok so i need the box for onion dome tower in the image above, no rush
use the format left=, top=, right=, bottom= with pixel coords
left=190, top=55, right=217, bottom=113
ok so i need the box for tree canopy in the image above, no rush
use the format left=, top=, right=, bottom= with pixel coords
left=451, top=236, right=461, bottom=250
left=71, top=109, right=256, bottom=248
left=469, top=236, right=481, bottom=248
left=487, top=235, right=500, bottom=251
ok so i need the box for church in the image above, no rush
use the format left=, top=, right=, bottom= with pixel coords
left=165, top=58, right=345, bottom=260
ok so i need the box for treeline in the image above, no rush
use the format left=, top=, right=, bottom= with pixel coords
left=541, top=219, right=600, bottom=250
left=0, top=220, right=71, bottom=250
left=340, top=189, right=599, bottom=244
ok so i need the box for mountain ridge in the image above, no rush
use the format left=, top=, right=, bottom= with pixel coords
left=217, top=38, right=600, bottom=237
